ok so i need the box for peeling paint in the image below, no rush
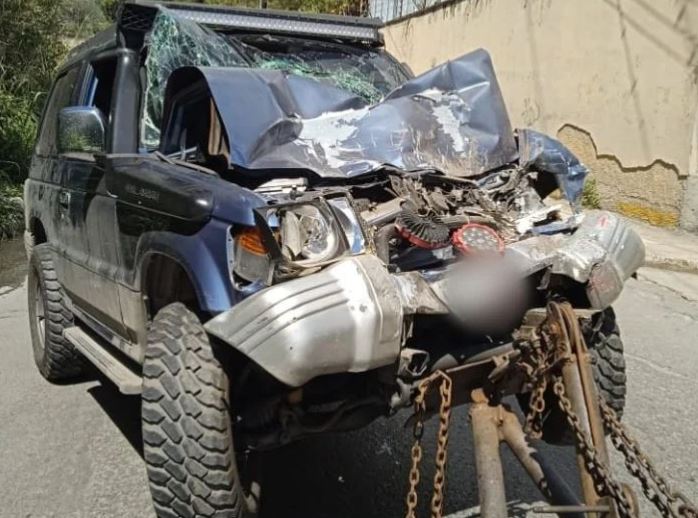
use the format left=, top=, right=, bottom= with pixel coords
left=557, top=124, right=683, bottom=228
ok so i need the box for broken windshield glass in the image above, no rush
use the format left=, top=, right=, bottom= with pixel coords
left=142, top=7, right=246, bottom=148
left=232, top=35, right=409, bottom=104
left=142, top=7, right=409, bottom=148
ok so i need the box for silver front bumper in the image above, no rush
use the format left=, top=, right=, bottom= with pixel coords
left=205, top=210, right=644, bottom=387
left=205, top=255, right=404, bottom=387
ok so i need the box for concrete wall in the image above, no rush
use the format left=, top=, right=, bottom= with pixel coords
left=382, top=0, right=698, bottom=229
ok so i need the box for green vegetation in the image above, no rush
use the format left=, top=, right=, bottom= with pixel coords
left=582, top=177, right=602, bottom=209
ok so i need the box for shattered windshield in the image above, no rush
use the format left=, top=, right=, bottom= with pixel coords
left=233, top=35, right=409, bottom=105
left=141, top=9, right=247, bottom=148
left=141, top=7, right=409, bottom=149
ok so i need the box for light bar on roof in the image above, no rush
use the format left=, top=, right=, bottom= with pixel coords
left=167, top=6, right=382, bottom=42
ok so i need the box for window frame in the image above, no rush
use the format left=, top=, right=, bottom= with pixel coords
left=35, top=65, right=82, bottom=158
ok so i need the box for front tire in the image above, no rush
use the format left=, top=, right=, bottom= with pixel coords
left=27, top=243, right=83, bottom=381
left=142, top=303, right=251, bottom=518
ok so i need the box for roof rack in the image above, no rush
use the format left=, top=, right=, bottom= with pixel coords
left=119, top=1, right=383, bottom=44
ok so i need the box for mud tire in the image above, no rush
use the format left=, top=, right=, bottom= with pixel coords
left=588, top=308, right=626, bottom=417
left=142, top=303, right=251, bottom=518
left=27, top=243, right=83, bottom=380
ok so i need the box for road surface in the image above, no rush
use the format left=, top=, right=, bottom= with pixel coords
left=0, top=237, right=696, bottom=517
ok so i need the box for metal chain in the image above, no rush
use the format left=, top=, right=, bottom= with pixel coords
left=600, top=399, right=698, bottom=518
left=430, top=373, right=452, bottom=517
left=404, top=371, right=453, bottom=518
left=551, top=375, right=635, bottom=518
left=523, top=334, right=552, bottom=439
left=406, top=377, right=430, bottom=518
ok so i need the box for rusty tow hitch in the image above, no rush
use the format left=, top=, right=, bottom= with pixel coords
left=404, top=301, right=698, bottom=518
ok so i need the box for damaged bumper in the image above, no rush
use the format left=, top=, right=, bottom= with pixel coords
left=205, top=210, right=644, bottom=387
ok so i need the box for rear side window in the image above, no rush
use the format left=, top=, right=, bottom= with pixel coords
left=36, top=66, right=81, bottom=157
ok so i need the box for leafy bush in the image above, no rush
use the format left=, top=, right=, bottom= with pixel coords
left=0, top=93, right=39, bottom=185
left=0, top=183, right=24, bottom=240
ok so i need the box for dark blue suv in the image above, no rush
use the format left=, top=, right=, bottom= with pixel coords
left=24, top=2, right=644, bottom=516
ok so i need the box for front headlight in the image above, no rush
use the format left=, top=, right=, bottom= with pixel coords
left=280, top=204, right=340, bottom=265
left=258, top=197, right=364, bottom=271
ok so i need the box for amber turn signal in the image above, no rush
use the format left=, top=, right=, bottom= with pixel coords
left=237, top=227, right=267, bottom=256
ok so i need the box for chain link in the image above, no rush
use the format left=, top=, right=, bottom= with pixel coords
left=404, top=371, right=453, bottom=518
left=520, top=301, right=698, bottom=518
left=405, top=300, right=698, bottom=518
left=523, top=334, right=552, bottom=439
left=430, top=373, right=452, bottom=517
left=551, top=375, right=635, bottom=518
left=600, top=399, right=698, bottom=518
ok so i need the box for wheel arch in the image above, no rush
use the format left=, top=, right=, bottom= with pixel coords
left=141, top=253, right=202, bottom=320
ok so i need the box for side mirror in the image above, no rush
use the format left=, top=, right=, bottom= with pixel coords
left=57, top=106, right=106, bottom=154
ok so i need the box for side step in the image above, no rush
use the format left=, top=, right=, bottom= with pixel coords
left=64, top=327, right=142, bottom=395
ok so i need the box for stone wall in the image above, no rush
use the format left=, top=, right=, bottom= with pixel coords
left=382, top=0, right=698, bottom=229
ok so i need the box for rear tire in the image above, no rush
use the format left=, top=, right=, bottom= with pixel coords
left=142, top=302, right=252, bottom=518
left=27, top=244, right=83, bottom=381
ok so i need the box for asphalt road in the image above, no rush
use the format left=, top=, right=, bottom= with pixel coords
left=0, top=236, right=696, bottom=518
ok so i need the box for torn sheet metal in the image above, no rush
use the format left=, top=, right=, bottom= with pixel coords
left=164, top=49, right=518, bottom=178
left=517, top=129, right=588, bottom=209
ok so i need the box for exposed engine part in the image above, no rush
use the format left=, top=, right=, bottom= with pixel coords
left=361, top=197, right=404, bottom=226
left=452, top=223, right=504, bottom=255
left=398, top=348, right=430, bottom=379
left=375, top=223, right=399, bottom=264
left=395, top=208, right=450, bottom=249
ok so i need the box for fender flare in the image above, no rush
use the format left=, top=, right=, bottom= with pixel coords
left=135, top=219, right=236, bottom=314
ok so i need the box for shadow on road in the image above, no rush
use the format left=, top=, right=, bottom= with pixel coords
left=258, top=404, right=581, bottom=518
left=85, top=377, right=581, bottom=518
left=88, top=377, right=144, bottom=457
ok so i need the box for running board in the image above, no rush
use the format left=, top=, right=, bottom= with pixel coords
left=64, top=327, right=142, bottom=395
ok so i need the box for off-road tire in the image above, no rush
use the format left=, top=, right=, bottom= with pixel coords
left=142, top=303, right=251, bottom=518
left=27, top=243, right=83, bottom=380
left=588, top=308, right=626, bottom=417
left=519, top=308, right=627, bottom=445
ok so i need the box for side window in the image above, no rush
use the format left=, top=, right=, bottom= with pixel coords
left=85, top=58, right=118, bottom=123
left=36, top=66, right=80, bottom=157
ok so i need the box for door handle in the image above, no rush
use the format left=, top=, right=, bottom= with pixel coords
left=58, top=190, right=71, bottom=208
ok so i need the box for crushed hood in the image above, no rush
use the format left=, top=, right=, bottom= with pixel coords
left=165, top=49, right=519, bottom=178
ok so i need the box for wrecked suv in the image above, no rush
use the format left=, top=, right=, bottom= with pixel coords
left=24, top=2, right=644, bottom=517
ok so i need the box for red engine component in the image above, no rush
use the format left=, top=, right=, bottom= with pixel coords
left=451, top=223, right=504, bottom=255
left=395, top=209, right=450, bottom=249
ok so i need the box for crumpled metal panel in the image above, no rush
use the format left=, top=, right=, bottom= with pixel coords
left=170, top=48, right=518, bottom=178
left=508, top=210, right=645, bottom=308
left=204, top=255, right=403, bottom=387
left=517, top=128, right=589, bottom=209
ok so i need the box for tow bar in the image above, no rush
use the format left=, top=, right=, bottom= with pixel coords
left=405, top=301, right=698, bottom=518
